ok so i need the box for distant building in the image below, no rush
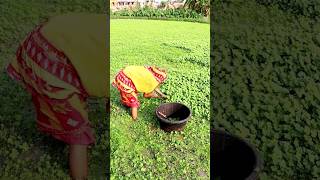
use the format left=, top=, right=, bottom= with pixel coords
left=111, top=0, right=136, bottom=11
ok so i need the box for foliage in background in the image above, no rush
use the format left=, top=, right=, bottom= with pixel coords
left=111, top=15, right=209, bottom=23
left=110, top=19, right=210, bottom=179
left=0, top=0, right=107, bottom=179
left=112, top=7, right=203, bottom=19
left=184, top=0, right=210, bottom=16
left=212, top=0, right=320, bottom=179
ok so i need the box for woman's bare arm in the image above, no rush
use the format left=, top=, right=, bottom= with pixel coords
left=154, top=88, right=168, bottom=99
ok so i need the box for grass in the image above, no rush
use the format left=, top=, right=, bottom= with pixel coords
left=0, top=0, right=107, bottom=179
left=110, top=19, right=210, bottom=179
left=213, top=0, right=320, bottom=179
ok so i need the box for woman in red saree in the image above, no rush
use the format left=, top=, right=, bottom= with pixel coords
left=6, top=14, right=108, bottom=179
left=112, top=66, right=168, bottom=120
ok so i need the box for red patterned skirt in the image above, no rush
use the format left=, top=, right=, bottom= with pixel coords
left=112, top=71, right=140, bottom=108
left=112, top=66, right=167, bottom=108
left=6, top=24, right=95, bottom=145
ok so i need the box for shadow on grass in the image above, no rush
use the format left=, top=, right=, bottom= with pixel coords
left=161, top=42, right=192, bottom=53
left=1, top=71, right=109, bottom=178
left=110, top=87, right=130, bottom=114
left=0, top=72, right=108, bottom=177
left=139, top=97, right=163, bottom=129
left=0, top=71, right=69, bottom=174
left=110, top=86, right=161, bottom=130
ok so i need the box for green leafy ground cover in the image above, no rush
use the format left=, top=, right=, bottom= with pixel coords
left=0, top=1, right=107, bottom=179
left=110, top=19, right=210, bottom=179
left=256, top=0, right=320, bottom=18
left=212, top=1, right=320, bottom=179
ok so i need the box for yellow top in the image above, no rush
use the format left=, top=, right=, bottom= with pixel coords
left=41, top=13, right=108, bottom=98
left=123, top=66, right=160, bottom=93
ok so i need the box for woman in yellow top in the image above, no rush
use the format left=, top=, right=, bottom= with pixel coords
left=6, top=14, right=107, bottom=179
left=112, top=66, right=168, bottom=120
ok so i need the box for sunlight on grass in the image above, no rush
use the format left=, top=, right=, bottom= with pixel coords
left=110, top=19, right=210, bottom=179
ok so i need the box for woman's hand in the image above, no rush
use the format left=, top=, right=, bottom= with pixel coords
left=143, top=87, right=168, bottom=99
left=143, top=91, right=158, bottom=98
left=154, top=88, right=168, bottom=99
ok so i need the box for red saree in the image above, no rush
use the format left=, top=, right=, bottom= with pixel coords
left=7, top=24, right=95, bottom=145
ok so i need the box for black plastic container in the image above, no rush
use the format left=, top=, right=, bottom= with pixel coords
left=211, top=129, right=263, bottom=180
left=155, top=102, right=191, bottom=132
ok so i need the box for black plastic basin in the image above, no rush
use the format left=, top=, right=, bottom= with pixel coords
left=211, top=129, right=263, bottom=180
left=155, top=102, right=191, bottom=132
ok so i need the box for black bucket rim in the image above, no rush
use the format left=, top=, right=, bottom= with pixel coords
left=155, top=102, right=192, bottom=124
left=212, top=128, right=264, bottom=180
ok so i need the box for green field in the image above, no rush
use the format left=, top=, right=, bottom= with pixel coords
left=213, top=0, right=320, bottom=179
left=0, top=0, right=107, bottom=179
left=5, top=0, right=318, bottom=179
left=110, top=19, right=210, bottom=179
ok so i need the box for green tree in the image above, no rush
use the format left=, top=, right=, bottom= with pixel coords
left=184, top=0, right=210, bottom=16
